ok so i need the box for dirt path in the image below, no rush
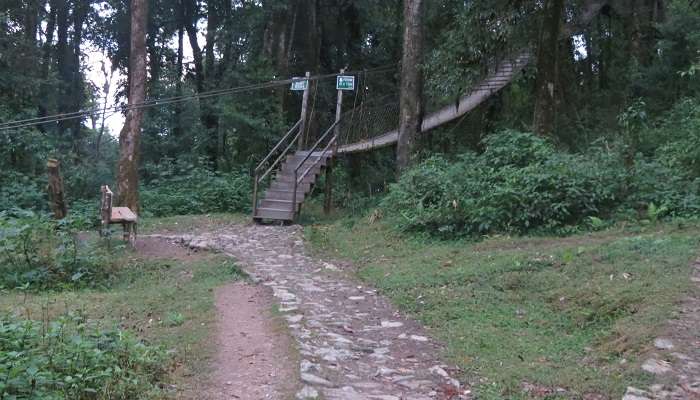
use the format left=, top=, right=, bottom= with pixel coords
left=149, top=224, right=469, bottom=400
left=625, top=259, right=700, bottom=400
left=204, top=282, right=298, bottom=400
left=136, top=237, right=297, bottom=400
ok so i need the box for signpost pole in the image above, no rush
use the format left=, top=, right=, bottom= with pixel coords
left=297, top=71, right=311, bottom=150
left=325, top=69, right=345, bottom=215
left=334, top=69, right=345, bottom=140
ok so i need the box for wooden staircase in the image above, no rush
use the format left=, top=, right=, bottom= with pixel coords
left=253, top=151, right=332, bottom=222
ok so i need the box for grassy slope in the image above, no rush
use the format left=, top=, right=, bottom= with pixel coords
left=306, top=219, right=700, bottom=398
left=0, top=218, right=246, bottom=398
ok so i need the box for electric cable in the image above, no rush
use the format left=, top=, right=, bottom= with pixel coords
left=0, top=63, right=398, bottom=131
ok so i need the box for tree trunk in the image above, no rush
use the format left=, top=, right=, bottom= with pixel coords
left=70, top=1, right=88, bottom=153
left=47, top=159, right=67, bottom=219
left=625, top=0, right=665, bottom=66
left=300, top=0, right=322, bottom=145
left=24, top=0, right=39, bottom=44
left=38, top=1, right=56, bottom=128
left=116, top=0, right=148, bottom=213
left=184, top=0, right=204, bottom=92
left=396, top=0, right=424, bottom=174
left=173, top=0, right=185, bottom=139
left=204, top=1, right=219, bottom=77
left=532, top=0, right=565, bottom=137
left=262, top=1, right=291, bottom=113
left=583, top=31, right=594, bottom=93
left=202, top=0, right=221, bottom=166
left=55, top=1, right=70, bottom=136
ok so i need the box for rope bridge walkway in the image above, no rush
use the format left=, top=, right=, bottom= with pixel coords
left=338, top=53, right=531, bottom=153
left=253, top=52, right=532, bottom=222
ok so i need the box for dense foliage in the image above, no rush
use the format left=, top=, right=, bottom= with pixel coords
left=383, top=132, right=622, bottom=235
left=0, top=211, right=111, bottom=290
left=383, top=106, right=700, bottom=237
left=141, top=160, right=251, bottom=217
left=0, top=314, right=167, bottom=399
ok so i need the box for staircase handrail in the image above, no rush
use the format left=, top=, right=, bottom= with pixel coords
left=292, top=119, right=341, bottom=219
left=252, top=119, right=303, bottom=217
left=254, top=119, right=302, bottom=174
left=293, top=119, right=340, bottom=183
left=298, top=134, right=337, bottom=184
left=259, top=130, right=304, bottom=182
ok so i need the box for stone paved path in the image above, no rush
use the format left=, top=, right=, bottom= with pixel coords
left=624, top=259, right=700, bottom=400
left=150, top=224, right=469, bottom=400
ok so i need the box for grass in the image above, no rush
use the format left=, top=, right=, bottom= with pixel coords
left=0, top=231, right=246, bottom=398
left=140, top=213, right=247, bottom=234
left=305, top=217, right=700, bottom=399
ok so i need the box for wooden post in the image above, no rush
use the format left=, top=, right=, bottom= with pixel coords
left=47, top=159, right=67, bottom=219
left=100, top=185, right=113, bottom=237
left=334, top=69, right=345, bottom=141
left=325, top=69, right=345, bottom=215
left=297, top=71, right=311, bottom=150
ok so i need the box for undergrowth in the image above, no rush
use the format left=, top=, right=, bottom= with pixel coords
left=140, top=159, right=251, bottom=217
left=0, top=210, right=114, bottom=290
left=383, top=129, right=700, bottom=238
left=0, top=313, right=168, bottom=399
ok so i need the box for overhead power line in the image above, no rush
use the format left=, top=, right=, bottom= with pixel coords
left=0, top=64, right=398, bottom=132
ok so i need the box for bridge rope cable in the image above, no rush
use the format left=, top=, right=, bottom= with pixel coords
left=339, top=95, right=400, bottom=146
left=0, top=64, right=399, bottom=132
left=340, top=69, right=364, bottom=144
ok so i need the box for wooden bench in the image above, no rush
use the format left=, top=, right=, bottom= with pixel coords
left=100, top=185, right=138, bottom=245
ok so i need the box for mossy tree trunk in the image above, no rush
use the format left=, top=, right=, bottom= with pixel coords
left=396, top=0, right=424, bottom=175
left=117, top=0, right=148, bottom=214
left=533, top=0, right=565, bottom=137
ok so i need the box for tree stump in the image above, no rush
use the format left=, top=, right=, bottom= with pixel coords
left=47, top=159, right=67, bottom=219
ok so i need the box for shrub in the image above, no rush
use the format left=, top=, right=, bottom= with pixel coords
left=141, top=159, right=251, bottom=217
left=0, top=314, right=168, bottom=399
left=0, top=210, right=112, bottom=290
left=647, top=98, right=700, bottom=176
left=626, top=157, right=700, bottom=216
left=0, top=172, right=46, bottom=212
left=382, top=131, right=629, bottom=237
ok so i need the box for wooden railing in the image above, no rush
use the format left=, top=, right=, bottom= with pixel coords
left=292, top=119, right=341, bottom=216
left=252, top=119, right=303, bottom=217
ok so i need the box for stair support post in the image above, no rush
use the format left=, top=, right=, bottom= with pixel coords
left=297, top=71, right=311, bottom=150
left=252, top=171, right=259, bottom=218
left=292, top=169, right=298, bottom=221
left=324, top=161, right=333, bottom=215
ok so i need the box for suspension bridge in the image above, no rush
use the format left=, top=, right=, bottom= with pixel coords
left=252, top=53, right=532, bottom=222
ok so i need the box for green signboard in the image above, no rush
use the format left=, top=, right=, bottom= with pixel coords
left=291, top=78, right=308, bottom=91
left=336, top=75, right=355, bottom=91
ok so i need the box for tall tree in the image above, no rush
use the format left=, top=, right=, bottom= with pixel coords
left=532, top=0, right=565, bottom=137
left=396, top=0, right=424, bottom=174
left=116, top=0, right=148, bottom=213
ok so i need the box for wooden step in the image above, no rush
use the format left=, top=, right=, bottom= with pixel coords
left=260, top=199, right=301, bottom=211
left=285, top=154, right=325, bottom=164
left=264, top=189, right=306, bottom=201
left=254, top=207, right=294, bottom=221
left=274, top=172, right=320, bottom=185
left=280, top=158, right=328, bottom=173
left=269, top=181, right=312, bottom=192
